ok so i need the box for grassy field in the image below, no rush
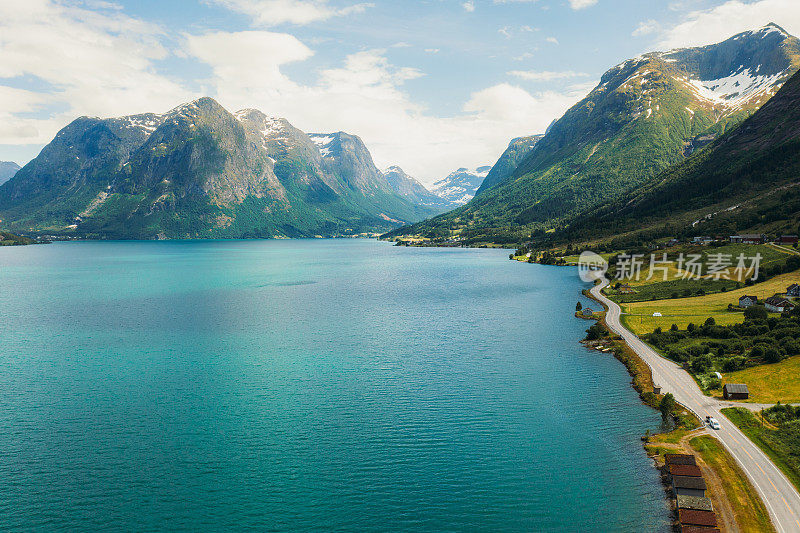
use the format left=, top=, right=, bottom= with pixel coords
left=620, top=271, right=800, bottom=335
left=725, top=356, right=800, bottom=403
left=721, top=408, right=800, bottom=493
left=611, top=278, right=740, bottom=303
left=689, top=435, right=777, bottom=533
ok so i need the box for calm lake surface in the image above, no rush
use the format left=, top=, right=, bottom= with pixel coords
left=0, top=240, right=670, bottom=532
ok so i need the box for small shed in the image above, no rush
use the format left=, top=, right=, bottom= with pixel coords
left=723, top=383, right=749, bottom=400
left=676, top=495, right=714, bottom=512
left=679, top=509, right=718, bottom=528
left=673, top=475, right=707, bottom=498
left=665, top=454, right=697, bottom=466
left=653, top=312, right=663, bottom=317
left=680, top=525, right=721, bottom=533
left=669, top=464, right=703, bottom=478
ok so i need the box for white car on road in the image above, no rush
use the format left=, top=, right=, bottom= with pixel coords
left=707, top=417, right=721, bottom=430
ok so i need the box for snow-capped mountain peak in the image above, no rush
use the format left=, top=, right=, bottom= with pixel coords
left=430, top=166, right=492, bottom=206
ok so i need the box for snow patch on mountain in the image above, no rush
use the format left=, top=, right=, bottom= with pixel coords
left=308, top=134, right=336, bottom=157
left=123, top=116, right=161, bottom=133
left=685, top=67, right=786, bottom=109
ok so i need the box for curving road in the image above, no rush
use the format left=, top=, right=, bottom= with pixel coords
left=590, top=277, right=800, bottom=533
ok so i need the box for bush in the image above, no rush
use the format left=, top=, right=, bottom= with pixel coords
left=764, top=347, right=784, bottom=364
left=585, top=324, right=605, bottom=341
left=704, top=317, right=716, bottom=326
left=745, top=305, right=768, bottom=320
left=722, top=356, right=747, bottom=372
left=692, top=355, right=713, bottom=373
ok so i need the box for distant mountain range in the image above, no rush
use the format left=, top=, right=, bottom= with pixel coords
left=0, top=162, right=19, bottom=186
left=430, top=166, right=492, bottom=206
left=0, top=98, right=442, bottom=239
left=382, top=166, right=454, bottom=213
left=388, top=23, right=800, bottom=244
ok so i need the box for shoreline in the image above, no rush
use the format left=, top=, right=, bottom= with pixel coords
left=583, top=275, right=789, bottom=532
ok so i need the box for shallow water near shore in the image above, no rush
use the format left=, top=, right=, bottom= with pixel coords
left=0, top=239, right=670, bottom=531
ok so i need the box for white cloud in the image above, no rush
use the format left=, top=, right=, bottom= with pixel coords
left=185, top=31, right=313, bottom=94
left=0, top=2, right=590, bottom=184
left=462, top=1, right=475, bottom=12
left=632, top=19, right=660, bottom=37
left=187, top=34, right=585, bottom=184
left=0, top=0, right=192, bottom=145
left=206, top=0, right=373, bottom=26
left=657, top=0, right=800, bottom=49
left=546, top=36, right=559, bottom=44
left=513, top=51, right=537, bottom=61
left=568, top=0, right=598, bottom=9
left=509, top=70, right=588, bottom=81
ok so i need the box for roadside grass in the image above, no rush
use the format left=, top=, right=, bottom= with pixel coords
left=688, top=435, right=777, bottom=533
left=725, top=356, right=800, bottom=403
left=619, top=271, right=800, bottom=335
left=721, top=408, right=800, bottom=493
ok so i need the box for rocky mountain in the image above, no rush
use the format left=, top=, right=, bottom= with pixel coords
left=0, top=98, right=440, bottom=239
left=382, top=166, right=454, bottom=212
left=557, top=66, right=800, bottom=246
left=0, top=162, right=20, bottom=186
left=430, top=166, right=492, bottom=206
left=388, top=23, right=800, bottom=244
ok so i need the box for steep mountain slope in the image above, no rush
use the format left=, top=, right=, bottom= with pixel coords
left=476, top=135, right=544, bottom=193
left=430, top=166, right=492, bottom=206
left=382, top=166, right=454, bottom=212
left=557, top=66, right=800, bottom=245
left=0, top=162, right=20, bottom=186
left=390, top=24, right=800, bottom=244
left=0, top=98, right=439, bottom=239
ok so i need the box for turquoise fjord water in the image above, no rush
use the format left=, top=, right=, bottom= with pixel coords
left=0, top=240, right=670, bottom=532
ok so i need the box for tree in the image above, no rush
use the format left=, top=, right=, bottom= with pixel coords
left=744, top=305, right=768, bottom=320
left=670, top=324, right=679, bottom=331
left=764, top=348, right=783, bottom=364
left=576, top=301, right=583, bottom=312
left=704, top=317, right=716, bottom=326
left=585, top=323, right=605, bottom=341
left=660, top=393, right=676, bottom=421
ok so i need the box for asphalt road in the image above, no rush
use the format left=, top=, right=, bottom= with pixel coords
left=590, top=277, right=800, bottom=533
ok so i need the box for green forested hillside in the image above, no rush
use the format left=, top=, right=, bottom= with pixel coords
left=386, top=24, right=800, bottom=245
left=554, top=66, right=800, bottom=248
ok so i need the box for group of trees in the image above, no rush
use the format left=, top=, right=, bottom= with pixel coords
left=646, top=311, right=800, bottom=374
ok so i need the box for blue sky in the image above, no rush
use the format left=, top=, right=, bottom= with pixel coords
left=1, top=0, right=798, bottom=184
